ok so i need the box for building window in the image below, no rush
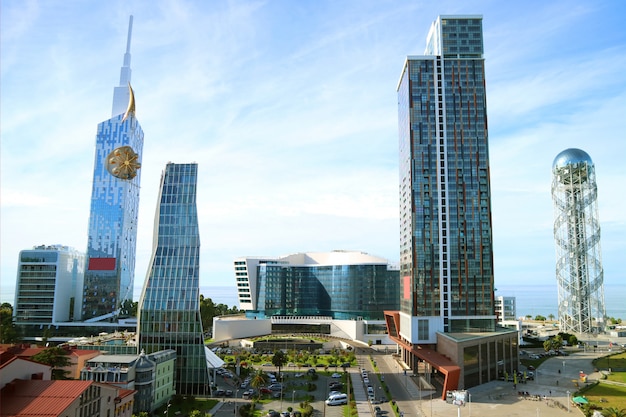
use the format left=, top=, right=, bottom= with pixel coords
left=418, top=319, right=429, bottom=340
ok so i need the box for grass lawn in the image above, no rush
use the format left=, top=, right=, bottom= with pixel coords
left=606, top=372, right=626, bottom=383
left=157, top=398, right=218, bottom=416
left=581, top=381, right=626, bottom=411
left=594, top=351, right=626, bottom=370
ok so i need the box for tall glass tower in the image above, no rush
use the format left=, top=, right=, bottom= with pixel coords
left=83, top=16, right=144, bottom=321
left=138, top=163, right=210, bottom=396
left=552, top=148, right=606, bottom=334
left=397, top=15, right=495, bottom=338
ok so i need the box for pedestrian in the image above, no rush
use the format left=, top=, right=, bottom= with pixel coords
left=556, top=380, right=559, bottom=386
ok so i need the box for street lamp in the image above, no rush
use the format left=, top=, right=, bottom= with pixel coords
left=235, top=390, right=239, bottom=417
left=164, top=400, right=171, bottom=417
left=280, top=384, right=284, bottom=411
left=468, top=391, right=471, bottom=417
left=567, top=391, right=570, bottom=413
left=292, top=390, right=295, bottom=405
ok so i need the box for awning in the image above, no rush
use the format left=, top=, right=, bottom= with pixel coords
left=205, top=346, right=225, bottom=369
left=572, top=396, right=588, bottom=404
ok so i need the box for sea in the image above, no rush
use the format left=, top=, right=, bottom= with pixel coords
left=495, top=283, right=626, bottom=320
left=200, top=284, right=626, bottom=320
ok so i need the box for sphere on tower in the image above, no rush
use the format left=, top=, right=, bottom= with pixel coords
left=551, top=148, right=606, bottom=335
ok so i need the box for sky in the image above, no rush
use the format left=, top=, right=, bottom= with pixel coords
left=1, top=0, right=625, bottom=307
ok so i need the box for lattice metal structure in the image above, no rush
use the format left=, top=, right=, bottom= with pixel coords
left=552, top=148, right=606, bottom=335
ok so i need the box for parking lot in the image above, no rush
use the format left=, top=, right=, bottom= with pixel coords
left=209, top=360, right=392, bottom=417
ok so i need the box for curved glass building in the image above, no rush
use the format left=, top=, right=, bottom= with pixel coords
left=138, top=163, right=210, bottom=396
left=234, top=251, right=399, bottom=320
left=552, top=148, right=606, bottom=334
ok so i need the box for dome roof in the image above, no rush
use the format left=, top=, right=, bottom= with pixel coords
left=135, top=349, right=156, bottom=370
left=552, top=148, right=593, bottom=170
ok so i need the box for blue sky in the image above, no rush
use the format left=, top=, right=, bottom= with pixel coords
left=1, top=0, right=625, bottom=305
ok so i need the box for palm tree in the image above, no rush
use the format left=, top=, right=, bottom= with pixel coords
left=548, top=314, right=555, bottom=321
left=250, top=369, right=268, bottom=400
left=272, top=350, right=287, bottom=379
left=603, top=407, right=626, bottom=417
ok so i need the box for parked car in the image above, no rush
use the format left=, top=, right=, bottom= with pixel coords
left=331, top=373, right=342, bottom=378
left=260, top=388, right=272, bottom=394
left=215, top=389, right=226, bottom=397
left=329, top=382, right=343, bottom=390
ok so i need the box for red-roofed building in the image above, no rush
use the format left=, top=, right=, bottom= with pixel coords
left=9, top=345, right=100, bottom=380
left=67, top=348, right=101, bottom=379
left=0, top=350, right=51, bottom=390
left=0, top=379, right=134, bottom=417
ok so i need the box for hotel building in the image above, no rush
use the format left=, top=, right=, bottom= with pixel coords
left=235, top=251, right=399, bottom=320
left=385, top=15, right=518, bottom=394
left=13, top=245, right=85, bottom=325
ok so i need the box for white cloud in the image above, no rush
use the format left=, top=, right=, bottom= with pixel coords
left=2, top=0, right=625, bottom=306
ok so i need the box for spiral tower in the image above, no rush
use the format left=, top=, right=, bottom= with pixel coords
left=552, top=148, right=606, bottom=334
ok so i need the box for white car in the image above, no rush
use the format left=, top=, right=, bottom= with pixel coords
left=331, top=373, right=342, bottom=378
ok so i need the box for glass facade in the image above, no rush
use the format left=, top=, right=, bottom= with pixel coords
left=83, top=115, right=143, bottom=320
left=241, top=252, right=400, bottom=320
left=138, top=163, right=210, bottom=396
left=398, top=15, right=495, bottom=333
left=83, top=18, right=143, bottom=321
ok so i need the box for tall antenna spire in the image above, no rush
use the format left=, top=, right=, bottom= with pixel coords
left=111, top=16, right=134, bottom=117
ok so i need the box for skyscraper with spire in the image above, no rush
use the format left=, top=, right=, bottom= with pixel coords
left=82, top=16, right=144, bottom=321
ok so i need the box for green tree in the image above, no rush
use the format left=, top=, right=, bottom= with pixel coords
left=0, top=303, right=20, bottom=344
left=548, top=314, right=555, bottom=321
left=31, top=347, right=72, bottom=379
left=200, top=295, right=218, bottom=331
left=272, top=350, right=287, bottom=378
left=250, top=369, right=268, bottom=400
left=199, top=296, right=241, bottom=337
left=132, top=412, right=149, bottom=417
left=188, top=411, right=209, bottom=417
left=543, top=334, right=563, bottom=353
left=534, top=315, right=546, bottom=321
